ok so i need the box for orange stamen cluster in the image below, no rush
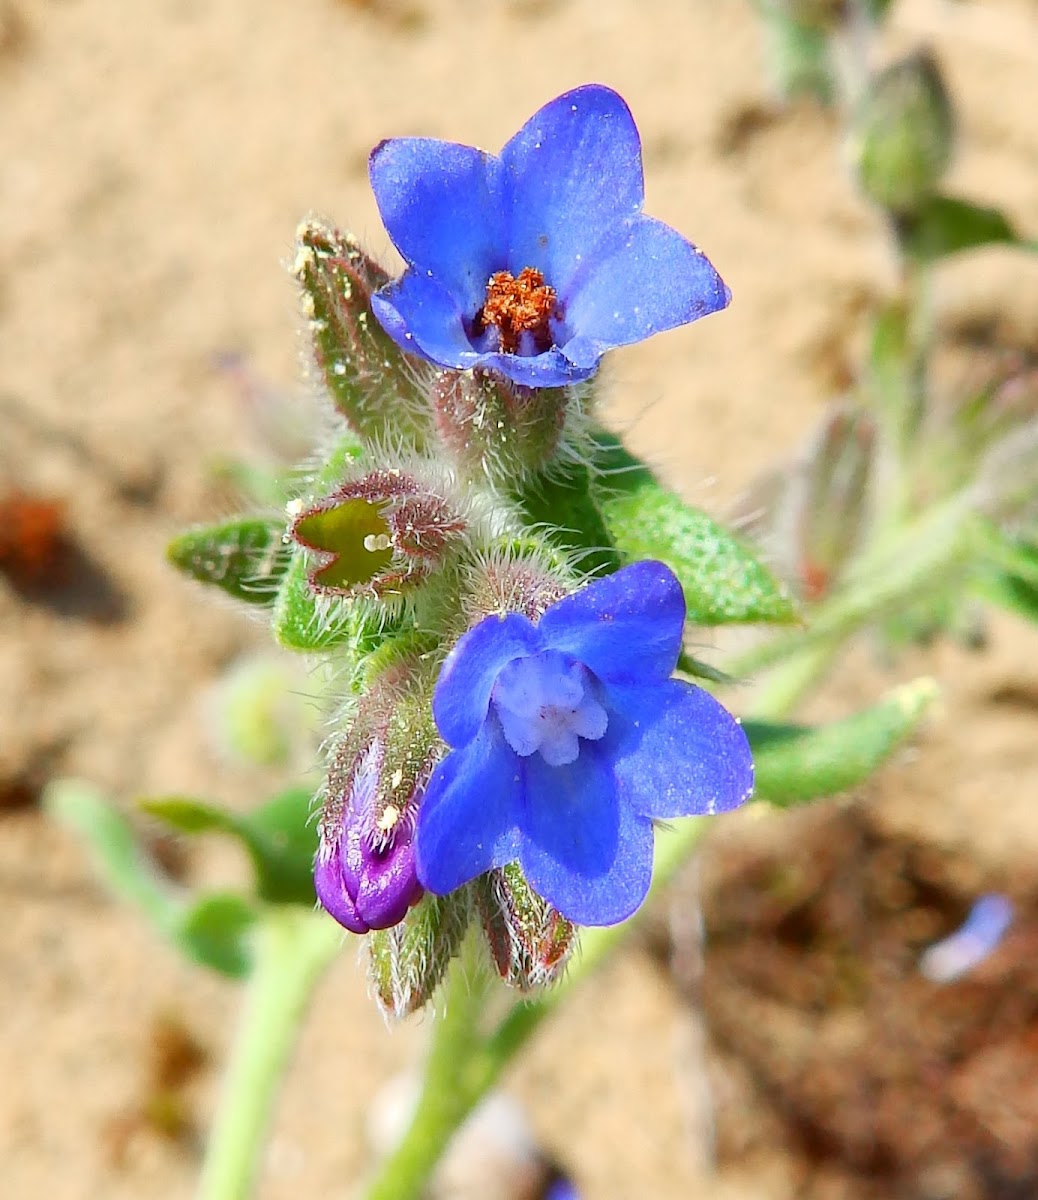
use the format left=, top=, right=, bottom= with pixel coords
left=478, top=267, right=558, bottom=355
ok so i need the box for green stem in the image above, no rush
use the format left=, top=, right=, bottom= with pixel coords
left=364, top=936, right=492, bottom=1200
left=198, top=908, right=342, bottom=1200
left=362, top=819, right=714, bottom=1200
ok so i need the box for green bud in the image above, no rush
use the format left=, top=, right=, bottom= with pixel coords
left=474, top=863, right=576, bottom=990
left=368, top=891, right=472, bottom=1018
left=293, top=218, right=434, bottom=448
left=796, top=406, right=875, bottom=601
left=431, top=368, right=570, bottom=485
left=850, top=51, right=954, bottom=215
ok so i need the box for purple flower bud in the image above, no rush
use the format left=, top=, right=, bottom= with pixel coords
left=314, top=654, right=443, bottom=935
left=315, top=741, right=423, bottom=934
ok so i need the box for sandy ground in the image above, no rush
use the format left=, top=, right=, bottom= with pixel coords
left=2, top=0, right=1038, bottom=1196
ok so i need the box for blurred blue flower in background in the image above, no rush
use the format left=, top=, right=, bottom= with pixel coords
left=414, top=561, right=753, bottom=926
left=368, top=84, right=730, bottom=387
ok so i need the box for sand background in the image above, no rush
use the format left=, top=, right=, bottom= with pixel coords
left=3, top=0, right=1038, bottom=1196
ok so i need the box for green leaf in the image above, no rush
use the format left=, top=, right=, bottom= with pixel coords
left=46, top=779, right=182, bottom=928
left=592, top=432, right=798, bottom=625
left=176, top=892, right=257, bottom=978
left=747, top=677, right=939, bottom=806
left=167, top=517, right=289, bottom=605
left=45, top=780, right=255, bottom=978
left=899, top=194, right=1027, bottom=261
left=971, top=525, right=1038, bottom=622
left=141, top=787, right=317, bottom=907
left=516, top=463, right=622, bottom=577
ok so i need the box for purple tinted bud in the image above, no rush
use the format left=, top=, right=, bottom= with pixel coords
left=919, top=893, right=1014, bottom=984
left=315, top=741, right=423, bottom=934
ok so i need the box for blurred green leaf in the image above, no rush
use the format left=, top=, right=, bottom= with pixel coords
left=747, top=676, right=938, bottom=805
left=177, top=892, right=257, bottom=978
left=971, top=525, right=1038, bottom=623
left=45, top=780, right=256, bottom=978
left=141, top=787, right=317, bottom=907
left=899, top=194, right=1030, bottom=261
left=167, top=517, right=289, bottom=605
left=593, top=432, right=798, bottom=625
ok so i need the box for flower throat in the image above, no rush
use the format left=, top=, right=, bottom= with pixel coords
left=475, top=267, right=558, bottom=355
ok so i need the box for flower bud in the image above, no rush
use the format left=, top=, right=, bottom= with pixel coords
left=314, top=656, right=442, bottom=935
left=458, top=547, right=571, bottom=631
left=367, top=891, right=472, bottom=1018
left=849, top=51, right=954, bottom=215
left=293, top=218, right=434, bottom=447
left=796, top=405, right=875, bottom=601
left=474, top=863, right=576, bottom=990
left=431, top=367, right=570, bottom=485
left=291, top=466, right=469, bottom=598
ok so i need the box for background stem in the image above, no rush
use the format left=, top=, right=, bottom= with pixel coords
left=198, top=908, right=342, bottom=1200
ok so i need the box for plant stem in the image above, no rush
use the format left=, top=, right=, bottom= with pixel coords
left=198, top=908, right=342, bottom=1200
left=363, top=935, right=492, bottom=1200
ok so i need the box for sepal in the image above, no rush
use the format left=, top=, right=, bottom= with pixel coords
left=473, top=862, right=575, bottom=990
left=367, top=890, right=472, bottom=1019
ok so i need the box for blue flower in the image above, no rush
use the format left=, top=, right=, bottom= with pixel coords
left=367, top=84, right=731, bottom=389
left=414, top=561, right=753, bottom=926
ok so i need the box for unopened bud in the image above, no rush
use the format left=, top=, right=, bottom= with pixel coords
left=474, top=863, right=576, bottom=990
left=431, top=368, right=570, bottom=485
left=293, top=218, right=433, bottom=447
left=314, top=656, right=442, bottom=935
left=458, top=547, right=571, bottom=630
left=850, top=51, right=954, bottom=215
left=368, top=891, right=472, bottom=1018
left=796, top=406, right=875, bottom=600
left=291, top=467, right=469, bottom=598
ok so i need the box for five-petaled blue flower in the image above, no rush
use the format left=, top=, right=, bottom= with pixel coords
left=414, top=561, right=754, bottom=926
left=368, top=83, right=731, bottom=389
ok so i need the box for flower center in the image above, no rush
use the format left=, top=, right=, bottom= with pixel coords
left=491, top=650, right=608, bottom=767
left=476, top=267, right=558, bottom=356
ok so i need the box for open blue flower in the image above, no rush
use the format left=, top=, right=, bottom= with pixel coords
left=414, top=561, right=753, bottom=926
left=368, top=84, right=731, bottom=388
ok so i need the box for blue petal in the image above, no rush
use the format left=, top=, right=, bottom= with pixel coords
left=475, top=347, right=595, bottom=388
left=559, top=216, right=731, bottom=367
left=518, top=744, right=654, bottom=926
left=371, top=273, right=483, bottom=371
left=610, top=679, right=754, bottom=818
left=369, top=137, right=506, bottom=314
left=434, top=612, right=543, bottom=748
left=501, top=84, right=644, bottom=294
left=415, top=720, right=523, bottom=895
left=538, top=560, right=686, bottom=688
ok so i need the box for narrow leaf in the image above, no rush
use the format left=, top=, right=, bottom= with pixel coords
left=899, top=194, right=1023, bottom=261
left=747, top=677, right=939, bottom=806
left=167, top=517, right=288, bottom=605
